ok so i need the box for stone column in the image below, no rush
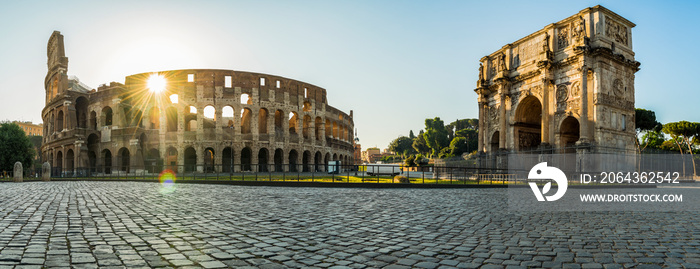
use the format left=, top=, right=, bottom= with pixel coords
left=541, top=79, right=551, bottom=145
left=498, top=86, right=506, bottom=150
left=579, top=66, right=590, bottom=143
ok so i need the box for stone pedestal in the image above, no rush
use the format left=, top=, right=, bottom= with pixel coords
left=13, top=162, right=22, bottom=183
left=42, top=162, right=51, bottom=181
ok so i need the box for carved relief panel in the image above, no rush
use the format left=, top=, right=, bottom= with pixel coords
left=605, top=16, right=628, bottom=46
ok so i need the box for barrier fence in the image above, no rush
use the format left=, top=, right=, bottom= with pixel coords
left=0, top=164, right=513, bottom=185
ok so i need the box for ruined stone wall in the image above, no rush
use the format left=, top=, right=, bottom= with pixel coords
left=41, top=32, right=355, bottom=175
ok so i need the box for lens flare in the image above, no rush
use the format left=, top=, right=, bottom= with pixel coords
left=147, top=74, right=167, bottom=93
left=159, top=169, right=176, bottom=194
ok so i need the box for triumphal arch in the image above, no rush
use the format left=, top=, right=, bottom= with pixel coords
left=475, top=5, right=639, bottom=156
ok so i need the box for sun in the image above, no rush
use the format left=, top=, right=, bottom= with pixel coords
left=147, top=74, right=167, bottom=93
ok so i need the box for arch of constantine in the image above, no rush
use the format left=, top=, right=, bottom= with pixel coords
left=475, top=5, right=639, bottom=158
left=41, top=31, right=355, bottom=175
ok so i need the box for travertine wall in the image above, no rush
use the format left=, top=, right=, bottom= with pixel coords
left=475, top=5, right=639, bottom=154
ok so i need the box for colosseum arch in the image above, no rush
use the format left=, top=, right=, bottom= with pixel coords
left=118, top=147, right=130, bottom=173
left=274, top=110, right=283, bottom=135
left=184, top=147, right=196, bottom=172
left=274, top=148, right=284, bottom=172
left=166, top=147, right=178, bottom=170
left=258, top=148, right=269, bottom=172
left=166, top=107, right=178, bottom=132
left=289, top=112, right=299, bottom=135
left=65, top=149, right=75, bottom=174
left=102, top=106, right=113, bottom=127
left=203, top=105, right=216, bottom=129
left=241, top=108, right=252, bottom=134
left=89, top=111, right=97, bottom=130
left=302, top=150, right=311, bottom=172
left=314, top=151, right=323, bottom=172
left=204, top=147, right=215, bottom=173
left=288, top=150, right=299, bottom=172
left=241, top=147, right=252, bottom=171
left=56, top=110, right=64, bottom=132
left=102, top=149, right=112, bottom=174
left=75, top=97, right=88, bottom=129
left=222, top=147, right=234, bottom=173
left=258, top=108, right=268, bottom=134
left=302, top=115, right=311, bottom=139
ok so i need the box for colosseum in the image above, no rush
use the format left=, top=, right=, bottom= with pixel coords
left=41, top=31, right=355, bottom=175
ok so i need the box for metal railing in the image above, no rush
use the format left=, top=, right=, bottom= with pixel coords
left=30, top=163, right=512, bottom=185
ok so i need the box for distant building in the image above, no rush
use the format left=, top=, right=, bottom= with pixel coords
left=13, top=121, right=43, bottom=136
left=362, top=147, right=382, bottom=163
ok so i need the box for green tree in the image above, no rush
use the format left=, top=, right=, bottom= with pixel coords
left=404, top=155, right=416, bottom=167
left=388, top=136, right=415, bottom=158
left=412, top=132, right=430, bottom=156
left=635, top=108, right=661, bottom=153
left=662, top=121, right=700, bottom=175
left=0, top=123, right=35, bottom=172
left=423, top=117, right=449, bottom=158
left=449, top=136, right=468, bottom=156
left=455, top=128, right=478, bottom=153
left=409, top=130, right=415, bottom=139
left=640, top=128, right=665, bottom=150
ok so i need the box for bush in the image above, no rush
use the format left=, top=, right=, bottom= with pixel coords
left=394, top=176, right=410, bottom=183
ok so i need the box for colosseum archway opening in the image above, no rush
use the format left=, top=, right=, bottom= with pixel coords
left=332, top=153, right=338, bottom=161
left=166, top=107, right=178, bottom=132
left=204, top=148, right=215, bottom=173
left=118, top=148, right=130, bottom=173
left=184, top=147, right=196, bottom=172
left=314, top=151, right=322, bottom=172
left=514, top=96, right=542, bottom=151
left=302, top=151, right=311, bottom=172
left=274, top=149, right=284, bottom=172
left=66, top=149, right=74, bottom=174
left=185, top=106, right=197, bottom=131
left=289, top=112, right=298, bottom=135
left=88, top=151, right=97, bottom=174
left=241, top=108, right=252, bottom=134
left=222, top=147, right=234, bottom=173
left=241, top=93, right=251, bottom=104
left=241, top=147, right=252, bottom=171
left=258, top=148, right=269, bottom=172
left=56, top=110, right=64, bottom=132
left=315, top=117, right=322, bottom=140
left=146, top=148, right=160, bottom=173
left=325, top=119, right=331, bottom=137
left=259, top=109, right=268, bottom=134
left=102, top=106, right=113, bottom=127
left=76, top=97, right=88, bottom=129
left=166, top=147, right=177, bottom=171
left=203, top=106, right=216, bottom=129
left=303, top=101, right=311, bottom=112
left=274, top=110, right=283, bottom=135
left=324, top=153, right=330, bottom=171
left=303, top=115, right=311, bottom=139
left=89, top=111, right=97, bottom=130
left=223, top=106, right=234, bottom=130
left=289, top=150, right=298, bottom=172
left=102, top=149, right=111, bottom=174
left=149, top=107, right=160, bottom=129
left=56, top=151, right=63, bottom=174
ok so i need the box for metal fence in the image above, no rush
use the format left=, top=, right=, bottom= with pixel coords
left=3, top=163, right=513, bottom=185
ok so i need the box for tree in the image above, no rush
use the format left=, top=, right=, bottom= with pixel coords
left=662, top=121, right=700, bottom=176
left=412, top=132, right=430, bottom=156
left=640, top=128, right=664, bottom=150
left=0, top=123, right=35, bottom=172
left=449, top=136, right=468, bottom=156
left=456, top=128, right=478, bottom=153
left=409, top=130, right=415, bottom=139
left=388, top=136, right=415, bottom=158
left=423, top=117, right=449, bottom=158
left=635, top=108, right=661, bottom=153
left=404, top=155, right=416, bottom=167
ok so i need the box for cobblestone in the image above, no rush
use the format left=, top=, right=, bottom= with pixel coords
left=0, top=182, right=697, bottom=268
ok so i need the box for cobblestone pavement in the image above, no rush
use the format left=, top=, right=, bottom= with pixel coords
left=0, top=182, right=699, bottom=269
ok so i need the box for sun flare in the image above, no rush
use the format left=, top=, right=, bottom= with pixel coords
left=147, top=74, right=167, bottom=93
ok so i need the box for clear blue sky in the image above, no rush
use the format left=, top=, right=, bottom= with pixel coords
left=0, top=0, right=698, bottom=150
